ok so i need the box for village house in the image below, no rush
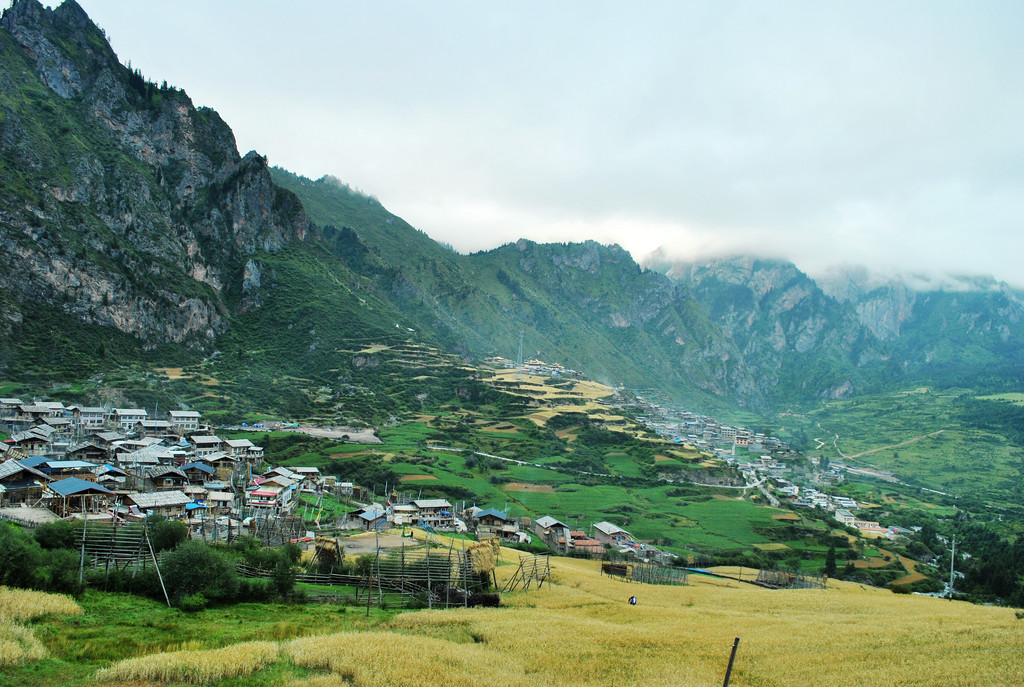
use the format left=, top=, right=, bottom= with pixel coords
left=205, top=490, right=235, bottom=515
left=390, top=503, right=418, bottom=525
left=42, top=477, right=114, bottom=517
left=21, top=458, right=99, bottom=482
left=8, top=427, right=53, bottom=455
left=410, top=498, right=455, bottom=530
left=200, top=452, right=237, bottom=482
left=93, top=464, right=129, bottom=488
left=92, top=431, right=126, bottom=448
left=180, top=461, right=216, bottom=484
left=290, top=466, right=322, bottom=491
left=835, top=509, right=856, bottom=527
left=533, top=515, right=571, bottom=554
left=167, top=410, right=201, bottom=433
left=144, top=465, right=188, bottom=491
left=65, top=440, right=108, bottom=464
left=351, top=504, right=388, bottom=531
left=593, top=521, right=634, bottom=548
left=135, top=419, right=174, bottom=440
left=223, top=438, right=260, bottom=460
left=0, top=397, right=23, bottom=421
left=246, top=473, right=298, bottom=514
left=116, top=446, right=168, bottom=476
left=72, top=406, right=107, bottom=430
left=14, top=404, right=56, bottom=427
left=189, top=435, right=223, bottom=459
left=569, top=530, right=606, bottom=558
left=0, top=458, right=50, bottom=505
left=474, top=507, right=520, bottom=541
left=125, top=490, right=191, bottom=519
left=112, top=408, right=148, bottom=431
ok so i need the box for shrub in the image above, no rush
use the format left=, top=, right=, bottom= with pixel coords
left=272, top=554, right=296, bottom=599
left=159, top=540, right=239, bottom=603
left=34, top=520, right=79, bottom=550
left=37, top=549, right=83, bottom=596
left=148, top=518, right=188, bottom=552
left=179, top=593, right=208, bottom=612
left=0, top=524, right=41, bottom=589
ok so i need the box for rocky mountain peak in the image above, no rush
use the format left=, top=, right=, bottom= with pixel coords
left=0, top=0, right=313, bottom=352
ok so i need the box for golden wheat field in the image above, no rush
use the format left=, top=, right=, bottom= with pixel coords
left=107, top=555, right=1024, bottom=686
left=362, top=556, right=1024, bottom=687
left=7, top=557, right=1024, bottom=686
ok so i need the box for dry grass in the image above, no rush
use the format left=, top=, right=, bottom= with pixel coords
left=398, top=474, right=439, bottom=482
left=369, top=553, right=1022, bottom=687
left=30, top=547, right=1022, bottom=687
left=0, top=586, right=82, bottom=623
left=285, top=632, right=530, bottom=687
left=94, top=641, right=279, bottom=684
left=0, top=587, right=82, bottom=667
left=0, top=622, right=49, bottom=667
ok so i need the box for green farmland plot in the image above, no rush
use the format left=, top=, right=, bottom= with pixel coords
left=779, top=386, right=1024, bottom=507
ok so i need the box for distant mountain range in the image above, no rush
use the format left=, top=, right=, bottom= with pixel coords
left=2, top=0, right=1022, bottom=420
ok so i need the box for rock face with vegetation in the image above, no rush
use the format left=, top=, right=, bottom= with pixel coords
left=648, top=253, right=1024, bottom=404
left=0, top=0, right=312, bottom=354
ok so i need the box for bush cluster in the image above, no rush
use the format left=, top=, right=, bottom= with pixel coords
left=0, top=519, right=299, bottom=609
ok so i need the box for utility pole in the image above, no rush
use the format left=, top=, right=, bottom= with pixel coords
left=948, top=535, right=956, bottom=600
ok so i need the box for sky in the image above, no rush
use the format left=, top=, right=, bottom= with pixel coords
left=50, top=1, right=1024, bottom=286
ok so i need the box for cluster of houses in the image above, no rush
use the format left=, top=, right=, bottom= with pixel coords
left=346, top=497, right=665, bottom=563
left=0, top=399, right=322, bottom=523
left=484, top=356, right=584, bottom=378
left=628, top=396, right=790, bottom=459
left=528, top=516, right=673, bottom=563
left=622, top=395, right=925, bottom=543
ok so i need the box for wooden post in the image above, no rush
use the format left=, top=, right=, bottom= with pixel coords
left=722, top=637, right=740, bottom=687
left=145, top=524, right=171, bottom=607
left=78, top=515, right=88, bottom=585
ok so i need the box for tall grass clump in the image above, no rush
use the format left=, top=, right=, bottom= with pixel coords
left=0, top=586, right=82, bottom=666
left=0, top=586, right=82, bottom=623
left=0, top=621, right=49, bottom=666
left=94, top=640, right=279, bottom=684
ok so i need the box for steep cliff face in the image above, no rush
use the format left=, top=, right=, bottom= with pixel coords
left=819, top=269, right=1024, bottom=380
left=464, top=240, right=762, bottom=408
left=0, top=0, right=312, bottom=352
left=654, top=256, right=888, bottom=402
left=817, top=266, right=917, bottom=340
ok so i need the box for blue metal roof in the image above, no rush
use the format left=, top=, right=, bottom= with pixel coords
left=47, top=477, right=114, bottom=497
left=476, top=508, right=509, bottom=521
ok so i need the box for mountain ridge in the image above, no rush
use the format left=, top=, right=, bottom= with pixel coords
left=2, top=0, right=1023, bottom=423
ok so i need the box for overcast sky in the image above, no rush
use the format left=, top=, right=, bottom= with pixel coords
left=56, top=1, right=1024, bottom=286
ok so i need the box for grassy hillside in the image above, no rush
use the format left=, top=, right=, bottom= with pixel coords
left=270, top=169, right=746, bottom=411
left=6, top=551, right=1021, bottom=687
left=777, top=386, right=1024, bottom=510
